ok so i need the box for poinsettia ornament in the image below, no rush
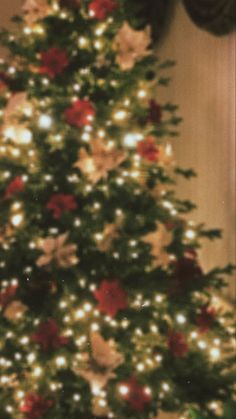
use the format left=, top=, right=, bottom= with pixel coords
left=168, top=331, right=189, bottom=358
left=113, top=22, right=151, bottom=71
left=142, top=223, right=172, bottom=268
left=64, top=99, right=95, bottom=128
left=89, top=0, right=118, bottom=20
left=74, top=139, right=126, bottom=183
left=36, top=233, right=78, bottom=268
left=137, top=136, right=160, bottom=162
left=32, top=318, right=69, bottom=351
left=39, top=47, right=69, bottom=78
left=94, top=280, right=128, bottom=317
left=4, top=176, right=25, bottom=199
left=196, top=305, right=216, bottom=333
left=3, top=92, right=28, bottom=124
left=20, top=393, right=54, bottom=419
left=119, top=377, right=151, bottom=411
left=96, top=223, right=120, bottom=251
left=46, top=193, right=77, bottom=219
left=76, top=331, right=123, bottom=390
left=22, top=0, right=51, bottom=25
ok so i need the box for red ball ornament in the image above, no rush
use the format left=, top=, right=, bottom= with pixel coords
left=46, top=193, right=78, bottom=219
left=168, top=330, right=189, bottom=358
left=64, top=99, right=95, bottom=128
left=5, top=176, right=25, bottom=199
left=196, top=305, right=216, bottom=333
left=119, top=376, right=152, bottom=411
left=137, top=136, right=160, bottom=162
left=39, top=47, right=69, bottom=78
left=89, top=0, right=118, bottom=20
left=20, top=393, right=54, bottom=419
left=94, top=280, right=128, bottom=317
left=32, top=318, right=69, bottom=351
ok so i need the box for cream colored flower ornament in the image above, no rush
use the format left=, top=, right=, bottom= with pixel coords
left=4, top=301, right=28, bottom=321
left=96, top=223, right=121, bottom=252
left=22, top=0, right=51, bottom=25
left=75, top=332, right=123, bottom=391
left=74, top=139, right=126, bottom=183
left=142, top=223, right=172, bottom=268
left=113, top=22, right=152, bottom=70
left=36, top=233, right=78, bottom=268
left=3, top=92, right=28, bottom=123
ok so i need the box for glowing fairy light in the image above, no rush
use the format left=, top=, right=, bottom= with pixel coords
left=137, top=89, right=147, bottom=98
left=123, top=133, right=143, bottom=148
left=210, top=347, right=221, bottom=361
left=55, top=356, right=67, bottom=368
left=32, top=366, right=42, bottom=377
left=78, top=37, right=88, bottom=48
left=23, top=27, right=32, bottom=35
left=114, top=110, right=127, bottom=121
left=38, top=114, right=53, bottom=129
left=119, top=385, right=129, bottom=396
left=11, top=213, right=24, bottom=227
left=176, top=314, right=187, bottom=324
left=185, top=229, right=196, bottom=240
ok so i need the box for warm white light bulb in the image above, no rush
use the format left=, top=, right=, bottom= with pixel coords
left=38, top=114, right=53, bottom=129
left=11, top=213, right=23, bottom=227
left=123, top=133, right=143, bottom=148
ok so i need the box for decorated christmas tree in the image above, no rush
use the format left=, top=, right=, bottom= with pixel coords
left=0, top=1, right=235, bottom=418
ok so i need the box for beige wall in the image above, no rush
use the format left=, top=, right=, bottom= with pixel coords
left=1, top=1, right=235, bottom=298
left=157, top=3, right=236, bottom=299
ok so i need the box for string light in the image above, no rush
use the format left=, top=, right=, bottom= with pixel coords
left=176, top=314, right=187, bottom=324
left=55, top=356, right=67, bottom=368
left=114, top=110, right=127, bottom=121
left=137, top=89, right=147, bottom=98
left=78, top=37, right=88, bottom=48
left=123, top=133, right=143, bottom=148
left=11, top=213, right=24, bottom=227
left=38, top=114, right=53, bottom=129
left=210, top=347, right=221, bottom=361
left=119, top=385, right=129, bottom=396
left=185, top=229, right=196, bottom=240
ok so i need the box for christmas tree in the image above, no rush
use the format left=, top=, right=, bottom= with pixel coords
left=0, top=1, right=235, bottom=418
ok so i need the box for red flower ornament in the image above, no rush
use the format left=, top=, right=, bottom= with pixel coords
left=46, top=193, right=78, bottom=219
left=5, top=176, right=25, bottom=199
left=89, top=0, right=118, bottom=20
left=119, top=377, right=151, bottom=411
left=94, top=280, right=128, bottom=317
left=64, top=99, right=95, bottom=128
left=168, top=331, right=189, bottom=358
left=39, top=47, right=69, bottom=78
left=20, top=393, right=54, bottom=419
left=32, top=318, right=69, bottom=351
left=196, top=305, right=216, bottom=333
left=0, top=285, right=17, bottom=309
left=137, top=136, right=160, bottom=162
